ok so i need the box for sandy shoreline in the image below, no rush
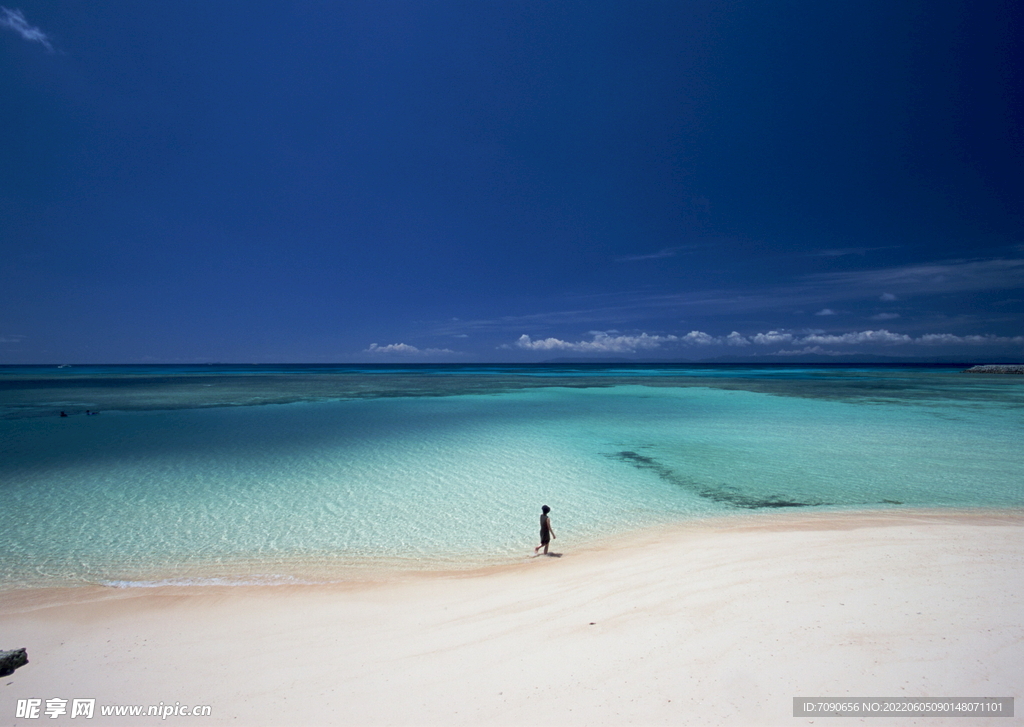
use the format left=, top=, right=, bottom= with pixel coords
left=2, top=509, right=1022, bottom=726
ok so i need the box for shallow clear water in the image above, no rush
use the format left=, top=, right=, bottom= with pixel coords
left=1, top=365, right=1021, bottom=589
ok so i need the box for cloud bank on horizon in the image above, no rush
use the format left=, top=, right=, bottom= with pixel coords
left=364, top=343, right=458, bottom=357
left=509, top=328, right=1024, bottom=358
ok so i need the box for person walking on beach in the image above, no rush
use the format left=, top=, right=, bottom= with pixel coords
left=534, top=505, right=555, bottom=555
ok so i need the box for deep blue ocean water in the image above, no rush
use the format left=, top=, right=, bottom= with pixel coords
left=1, top=364, right=1021, bottom=589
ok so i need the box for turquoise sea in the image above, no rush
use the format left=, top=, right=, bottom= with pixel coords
left=1, top=364, right=1022, bottom=590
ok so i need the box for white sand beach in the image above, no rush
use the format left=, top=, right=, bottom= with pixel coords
left=2, top=510, right=1022, bottom=726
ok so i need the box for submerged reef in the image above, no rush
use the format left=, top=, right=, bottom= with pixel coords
left=609, top=450, right=828, bottom=509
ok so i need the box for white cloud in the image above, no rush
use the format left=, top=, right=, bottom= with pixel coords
left=752, top=330, right=795, bottom=345
left=917, top=333, right=1024, bottom=346
left=871, top=312, right=900, bottom=320
left=0, top=7, right=53, bottom=51
left=515, top=335, right=569, bottom=351
left=880, top=292, right=898, bottom=301
left=514, top=329, right=750, bottom=351
left=788, top=329, right=1022, bottom=347
left=364, top=343, right=456, bottom=355
left=529, top=329, right=744, bottom=348
left=681, top=330, right=716, bottom=345
left=916, top=334, right=962, bottom=345
left=815, top=308, right=836, bottom=316
left=748, top=328, right=1021, bottom=348
left=0, top=334, right=25, bottom=343
left=515, top=331, right=677, bottom=353
left=800, top=329, right=912, bottom=345
left=365, top=343, right=418, bottom=354
left=510, top=326, right=1024, bottom=356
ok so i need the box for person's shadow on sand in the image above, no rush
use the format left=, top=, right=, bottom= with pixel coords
left=537, top=552, right=562, bottom=558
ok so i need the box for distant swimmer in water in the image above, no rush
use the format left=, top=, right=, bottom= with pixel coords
left=534, top=505, right=555, bottom=555
left=59, top=411, right=68, bottom=417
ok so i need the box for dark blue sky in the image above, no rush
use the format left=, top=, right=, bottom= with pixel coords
left=2, top=1, right=1022, bottom=363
